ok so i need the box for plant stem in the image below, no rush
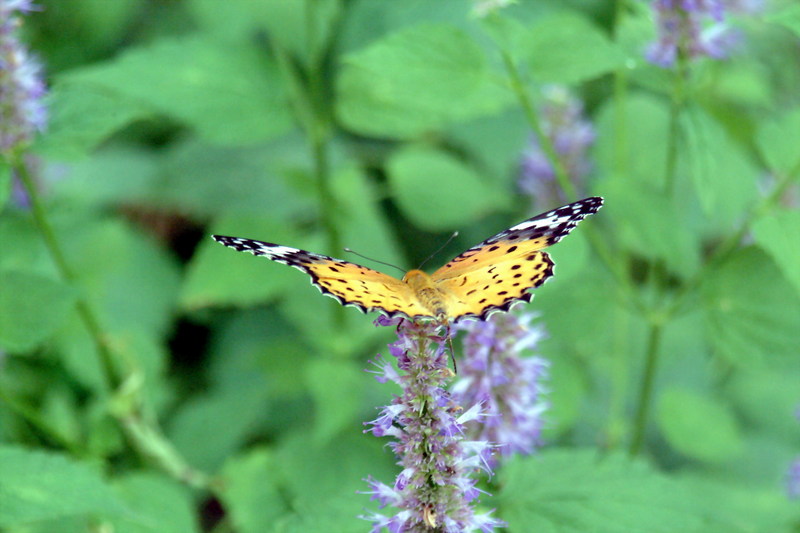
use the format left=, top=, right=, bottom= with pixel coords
left=629, top=319, right=664, bottom=456
left=13, top=155, right=119, bottom=391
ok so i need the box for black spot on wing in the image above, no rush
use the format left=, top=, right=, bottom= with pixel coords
left=452, top=252, right=555, bottom=323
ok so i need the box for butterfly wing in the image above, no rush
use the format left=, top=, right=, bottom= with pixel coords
left=432, top=197, right=603, bottom=321
left=212, top=236, right=433, bottom=319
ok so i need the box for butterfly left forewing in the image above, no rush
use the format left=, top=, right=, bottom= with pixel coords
left=212, top=235, right=433, bottom=320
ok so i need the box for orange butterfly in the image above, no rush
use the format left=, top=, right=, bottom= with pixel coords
left=213, top=197, right=602, bottom=323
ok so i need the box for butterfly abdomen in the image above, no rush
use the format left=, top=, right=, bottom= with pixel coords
left=403, top=269, right=449, bottom=320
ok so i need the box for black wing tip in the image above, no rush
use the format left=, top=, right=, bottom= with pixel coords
left=578, top=196, right=604, bottom=213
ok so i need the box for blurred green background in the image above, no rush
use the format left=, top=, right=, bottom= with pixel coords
left=1, top=0, right=800, bottom=531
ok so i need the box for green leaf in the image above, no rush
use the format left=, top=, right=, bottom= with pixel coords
left=49, top=216, right=180, bottom=390
left=680, top=106, right=759, bottom=222
left=595, top=93, right=670, bottom=187
left=157, top=137, right=315, bottom=220
left=337, top=23, right=509, bottom=138
left=36, top=81, right=152, bottom=159
left=387, top=146, right=505, bottom=231
left=0, top=446, right=125, bottom=527
left=48, top=146, right=159, bottom=206
left=657, top=388, right=744, bottom=463
left=765, top=3, right=800, bottom=37
left=220, top=449, right=287, bottom=533
left=66, top=36, right=291, bottom=144
left=525, top=12, right=624, bottom=84
left=498, top=450, right=702, bottom=533
left=110, top=473, right=199, bottom=533
left=305, top=358, right=365, bottom=445
left=0, top=270, right=76, bottom=352
left=167, top=380, right=270, bottom=472
left=331, top=166, right=405, bottom=270
left=180, top=216, right=301, bottom=310
left=0, top=162, right=10, bottom=211
left=603, top=181, right=701, bottom=277
left=273, top=430, right=395, bottom=530
left=752, top=209, right=800, bottom=296
left=755, top=107, right=800, bottom=176
left=703, top=247, right=800, bottom=367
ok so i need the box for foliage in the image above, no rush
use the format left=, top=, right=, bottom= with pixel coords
left=1, top=0, right=799, bottom=531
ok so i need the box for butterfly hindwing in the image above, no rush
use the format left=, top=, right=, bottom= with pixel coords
left=431, top=197, right=602, bottom=321
left=212, top=236, right=433, bottom=319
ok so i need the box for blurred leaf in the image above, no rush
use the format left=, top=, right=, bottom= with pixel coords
left=331, top=166, right=406, bottom=269
left=66, top=36, right=291, bottom=144
left=730, top=367, right=800, bottom=438
left=703, top=247, right=800, bottom=367
left=604, top=181, right=701, bottom=277
left=0, top=163, right=10, bottom=210
left=547, top=229, right=592, bottom=281
left=543, top=354, right=587, bottom=439
left=0, top=270, right=76, bottom=352
left=756, top=107, right=800, bottom=176
left=110, top=473, right=199, bottom=533
left=167, top=377, right=270, bottom=472
left=260, top=0, right=340, bottom=66
left=181, top=216, right=301, bottom=310
left=48, top=145, right=159, bottom=205
left=305, top=358, right=365, bottom=445
left=387, top=146, right=506, bottom=231
left=274, top=430, right=395, bottom=528
left=680, top=106, right=758, bottom=222
left=337, top=23, right=510, bottom=138
left=766, top=3, right=800, bottom=37
left=37, top=82, right=153, bottom=159
left=208, top=308, right=306, bottom=396
left=680, top=474, right=799, bottom=533
left=752, top=209, right=800, bottom=296
left=49, top=216, right=180, bottom=390
left=446, top=110, right=529, bottom=188
left=0, top=446, right=125, bottom=527
left=525, top=12, right=624, bottom=84
left=41, top=0, right=142, bottom=60
left=221, top=449, right=287, bottom=533
left=498, top=450, right=702, bottom=532
left=657, top=388, right=744, bottom=463
left=158, top=137, right=315, bottom=220
left=595, top=93, right=670, bottom=187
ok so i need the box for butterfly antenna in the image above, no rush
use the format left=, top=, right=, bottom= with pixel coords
left=343, top=248, right=406, bottom=275
left=418, top=231, right=459, bottom=271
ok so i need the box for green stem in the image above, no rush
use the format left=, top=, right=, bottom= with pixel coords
left=13, top=153, right=212, bottom=489
left=629, top=319, right=664, bottom=456
left=500, top=50, right=575, bottom=199
left=13, top=155, right=119, bottom=391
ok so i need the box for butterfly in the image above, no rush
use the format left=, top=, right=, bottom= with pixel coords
left=213, top=197, right=602, bottom=324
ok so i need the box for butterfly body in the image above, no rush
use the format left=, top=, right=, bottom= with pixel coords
left=213, top=197, right=603, bottom=323
left=402, top=269, right=450, bottom=321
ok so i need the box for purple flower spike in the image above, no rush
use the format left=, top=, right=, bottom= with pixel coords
left=360, top=317, right=506, bottom=532
left=518, top=86, right=595, bottom=210
left=452, top=312, right=549, bottom=466
left=0, top=0, right=47, bottom=154
left=646, top=0, right=762, bottom=68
